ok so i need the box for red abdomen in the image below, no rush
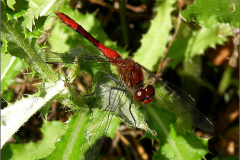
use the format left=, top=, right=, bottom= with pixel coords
left=55, top=12, right=120, bottom=59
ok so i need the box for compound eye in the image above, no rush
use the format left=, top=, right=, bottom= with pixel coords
left=145, top=85, right=155, bottom=96
left=134, top=89, right=146, bottom=102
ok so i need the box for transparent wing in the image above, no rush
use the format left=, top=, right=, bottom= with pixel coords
left=81, top=65, right=152, bottom=159
left=33, top=51, right=109, bottom=64
left=141, top=65, right=214, bottom=132
left=32, top=45, right=109, bottom=64
left=81, top=87, right=121, bottom=159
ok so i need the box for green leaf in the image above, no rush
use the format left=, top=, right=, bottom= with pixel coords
left=181, top=0, right=239, bottom=28
left=6, top=0, right=16, bottom=10
left=1, top=90, right=14, bottom=103
left=1, top=38, right=8, bottom=53
left=1, top=12, right=57, bottom=81
left=43, top=108, right=134, bottom=159
left=4, top=0, right=29, bottom=19
left=44, top=111, right=90, bottom=159
left=24, top=15, right=48, bottom=38
left=1, top=80, right=67, bottom=148
left=1, top=53, right=25, bottom=93
left=146, top=107, right=210, bottom=160
left=133, top=0, right=176, bottom=71
left=47, top=19, right=72, bottom=53
left=1, top=121, right=67, bottom=160
left=24, top=0, right=58, bottom=31
left=167, top=25, right=233, bottom=68
left=1, top=10, right=65, bottom=147
left=218, top=66, right=235, bottom=95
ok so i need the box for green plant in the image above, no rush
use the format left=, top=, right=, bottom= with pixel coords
left=1, top=0, right=238, bottom=159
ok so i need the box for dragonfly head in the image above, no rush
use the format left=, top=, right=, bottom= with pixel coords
left=134, top=85, right=155, bottom=105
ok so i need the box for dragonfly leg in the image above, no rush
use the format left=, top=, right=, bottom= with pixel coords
left=104, top=86, right=137, bottom=128
left=129, top=94, right=136, bottom=128
left=85, top=75, right=126, bottom=97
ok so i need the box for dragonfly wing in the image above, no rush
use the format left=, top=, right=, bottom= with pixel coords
left=82, top=75, right=138, bottom=159
left=45, top=51, right=108, bottom=64
left=97, top=73, right=150, bottom=129
left=82, top=68, right=157, bottom=159
left=81, top=86, right=123, bottom=159
left=33, top=50, right=108, bottom=64
left=141, top=66, right=214, bottom=132
left=82, top=108, right=113, bottom=159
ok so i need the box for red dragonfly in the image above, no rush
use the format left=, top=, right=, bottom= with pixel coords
left=43, top=12, right=214, bottom=159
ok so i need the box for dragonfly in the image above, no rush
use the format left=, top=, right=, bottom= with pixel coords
left=41, top=12, right=214, bottom=159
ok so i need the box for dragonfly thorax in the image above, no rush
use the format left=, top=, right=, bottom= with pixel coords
left=116, top=58, right=144, bottom=90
